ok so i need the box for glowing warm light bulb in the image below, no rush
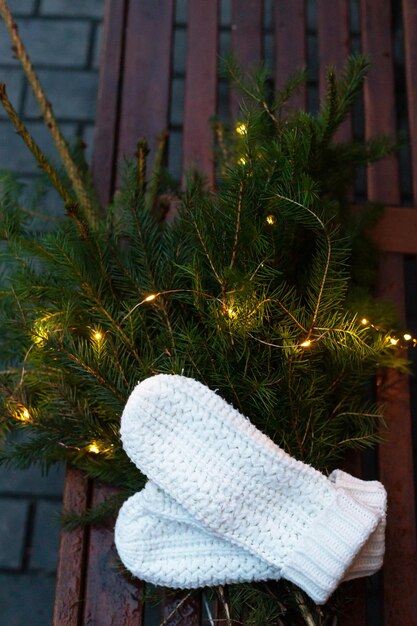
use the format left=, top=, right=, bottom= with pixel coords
left=300, top=339, right=311, bottom=348
left=87, top=442, right=100, bottom=454
left=145, top=294, right=157, bottom=302
left=361, top=318, right=368, bottom=325
left=389, top=337, right=398, bottom=346
left=93, top=331, right=103, bottom=340
left=404, top=333, right=412, bottom=341
left=238, top=157, right=247, bottom=165
left=227, top=308, right=237, bottom=318
left=266, top=215, right=276, bottom=225
left=236, top=123, right=247, bottom=136
left=13, top=405, right=31, bottom=422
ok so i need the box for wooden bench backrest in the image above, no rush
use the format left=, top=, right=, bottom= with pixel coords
left=53, top=2, right=417, bottom=624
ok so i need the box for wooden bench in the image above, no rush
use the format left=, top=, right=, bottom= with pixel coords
left=53, top=1, right=417, bottom=624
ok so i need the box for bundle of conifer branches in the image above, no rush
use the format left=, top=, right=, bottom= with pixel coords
left=0, top=49, right=406, bottom=624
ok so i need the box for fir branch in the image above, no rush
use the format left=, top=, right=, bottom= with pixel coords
left=275, top=193, right=331, bottom=337
left=223, top=55, right=279, bottom=128
left=61, top=491, right=128, bottom=529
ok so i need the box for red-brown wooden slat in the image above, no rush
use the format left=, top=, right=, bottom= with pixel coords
left=53, top=468, right=89, bottom=626
left=82, top=483, right=144, bottom=625
left=91, top=0, right=128, bottom=206
left=274, top=0, right=307, bottom=110
left=317, top=0, right=351, bottom=142
left=182, top=0, right=218, bottom=185
left=402, top=0, right=417, bottom=199
left=338, top=454, right=368, bottom=625
left=117, top=0, right=175, bottom=166
left=317, top=0, right=350, bottom=96
left=317, top=6, right=366, bottom=620
left=371, top=206, right=417, bottom=254
left=361, top=1, right=417, bottom=624
left=230, top=0, right=263, bottom=117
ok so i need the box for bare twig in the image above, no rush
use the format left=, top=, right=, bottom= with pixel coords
left=217, top=586, right=232, bottom=626
left=294, top=589, right=319, bottom=626
left=229, top=179, right=243, bottom=271
left=0, top=0, right=97, bottom=218
left=137, top=138, right=149, bottom=195
left=159, top=592, right=193, bottom=626
left=145, top=131, right=167, bottom=212
left=0, top=84, right=71, bottom=204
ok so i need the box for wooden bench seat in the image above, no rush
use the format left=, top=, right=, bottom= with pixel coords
left=53, top=1, right=417, bottom=624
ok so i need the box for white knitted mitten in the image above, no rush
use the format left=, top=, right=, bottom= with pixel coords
left=118, top=374, right=381, bottom=604
left=115, top=470, right=386, bottom=590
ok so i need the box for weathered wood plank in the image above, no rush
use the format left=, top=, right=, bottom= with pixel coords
left=362, top=1, right=417, bottom=623
left=274, top=0, right=307, bottom=110
left=317, top=0, right=351, bottom=142
left=91, top=0, right=128, bottom=206
left=317, top=0, right=350, bottom=96
left=230, top=0, right=263, bottom=117
left=338, top=457, right=368, bottom=624
left=403, top=0, right=417, bottom=199
left=117, top=0, right=174, bottom=166
left=82, top=483, right=144, bottom=626
left=370, top=206, right=417, bottom=254
left=361, top=0, right=400, bottom=200
left=53, top=467, right=89, bottom=626
left=182, top=0, right=218, bottom=185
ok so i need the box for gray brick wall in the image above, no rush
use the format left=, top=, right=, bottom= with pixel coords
left=0, top=2, right=105, bottom=624
left=0, top=0, right=102, bottom=178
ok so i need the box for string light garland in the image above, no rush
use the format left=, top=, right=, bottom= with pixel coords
left=360, top=316, right=417, bottom=348
left=87, top=442, right=100, bottom=454
left=121, top=289, right=417, bottom=353
left=93, top=330, right=103, bottom=341
left=266, top=214, right=277, bottom=225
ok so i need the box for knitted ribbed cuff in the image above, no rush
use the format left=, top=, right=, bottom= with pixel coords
left=329, top=470, right=386, bottom=581
left=281, top=490, right=380, bottom=604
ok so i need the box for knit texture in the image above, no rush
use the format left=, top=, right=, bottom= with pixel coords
left=115, top=470, right=386, bottom=590
left=117, top=374, right=382, bottom=604
left=328, top=470, right=387, bottom=580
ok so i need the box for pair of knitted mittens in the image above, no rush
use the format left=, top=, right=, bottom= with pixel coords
left=115, top=374, right=387, bottom=604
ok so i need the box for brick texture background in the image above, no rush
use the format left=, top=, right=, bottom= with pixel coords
left=0, top=1, right=104, bottom=624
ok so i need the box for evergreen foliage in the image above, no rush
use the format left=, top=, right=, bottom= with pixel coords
left=0, top=56, right=406, bottom=623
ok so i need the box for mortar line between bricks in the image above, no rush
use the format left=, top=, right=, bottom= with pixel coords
left=0, top=493, right=63, bottom=501
left=0, top=64, right=99, bottom=73
left=85, top=20, right=98, bottom=70
left=18, top=73, right=29, bottom=119
left=33, top=0, right=41, bottom=17
left=7, top=15, right=102, bottom=24
left=0, top=567, right=57, bottom=576
left=21, top=116, right=97, bottom=124
left=21, top=501, right=36, bottom=572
